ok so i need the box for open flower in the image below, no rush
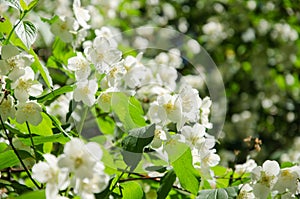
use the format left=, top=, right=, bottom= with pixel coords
left=50, top=16, right=79, bottom=43
left=73, top=0, right=90, bottom=29
left=73, top=79, right=98, bottom=107
left=181, top=123, right=205, bottom=149
left=32, top=154, right=69, bottom=199
left=58, top=138, right=103, bottom=179
left=84, top=36, right=122, bottom=74
left=251, top=160, right=280, bottom=199
left=67, top=52, right=91, bottom=81
left=11, top=67, right=43, bottom=102
left=0, top=45, right=34, bottom=81
left=16, top=101, right=43, bottom=126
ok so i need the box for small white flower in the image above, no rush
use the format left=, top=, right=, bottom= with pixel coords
left=238, top=183, right=255, bottom=199
left=0, top=95, right=16, bottom=121
left=73, top=0, right=90, bottom=29
left=181, top=123, right=205, bottom=149
left=84, top=36, right=122, bottom=74
left=97, top=91, right=112, bottom=112
left=235, top=159, right=257, bottom=175
left=200, top=97, right=213, bottom=129
left=50, top=16, right=79, bottom=43
left=0, top=45, right=34, bottom=81
left=67, top=52, right=91, bottom=80
left=16, top=101, right=43, bottom=126
left=73, top=79, right=98, bottom=107
left=11, top=67, right=43, bottom=102
left=32, top=154, right=69, bottom=199
left=58, top=138, right=103, bottom=179
left=273, top=166, right=300, bottom=194
left=251, top=160, right=280, bottom=199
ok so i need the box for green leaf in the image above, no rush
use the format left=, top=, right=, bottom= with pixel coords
left=18, top=133, right=69, bottom=146
left=165, top=140, right=200, bottom=195
left=0, top=143, right=8, bottom=152
left=11, top=113, right=54, bottom=153
left=27, top=0, right=38, bottom=11
left=28, top=48, right=53, bottom=88
left=15, top=20, right=37, bottom=50
left=16, top=190, right=46, bottom=199
left=157, top=169, right=177, bottom=199
left=0, top=150, right=19, bottom=170
left=2, top=0, right=22, bottom=11
left=121, top=181, right=144, bottom=199
left=128, top=96, right=146, bottom=127
left=35, top=85, right=74, bottom=103
left=196, top=187, right=239, bottom=199
left=112, top=93, right=146, bottom=131
left=121, top=124, right=155, bottom=170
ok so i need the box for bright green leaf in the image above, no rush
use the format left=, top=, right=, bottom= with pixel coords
left=16, top=190, right=46, bottom=199
left=157, top=169, right=176, bottom=199
left=165, top=140, right=200, bottom=195
left=15, top=20, right=37, bottom=50
left=18, top=133, right=69, bottom=146
left=35, top=85, right=74, bottom=103
left=112, top=93, right=145, bottom=131
left=128, top=96, right=146, bottom=127
left=0, top=143, right=8, bottom=152
left=0, top=150, right=19, bottom=170
left=121, top=181, right=144, bottom=199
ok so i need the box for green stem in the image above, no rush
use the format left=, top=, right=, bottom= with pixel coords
left=26, top=121, right=38, bottom=161
left=0, top=116, right=41, bottom=189
left=109, top=166, right=128, bottom=194
left=76, top=105, right=88, bottom=135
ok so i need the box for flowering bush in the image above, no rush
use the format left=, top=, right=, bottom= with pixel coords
left=0, top=0, right=299, bottom=199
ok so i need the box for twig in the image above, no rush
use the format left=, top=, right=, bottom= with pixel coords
left=26, top=121, right=38, bottom=161
left=0, top=116, right=41, bottom=189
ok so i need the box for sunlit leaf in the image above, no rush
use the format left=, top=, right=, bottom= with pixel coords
left=15, top=20, right=37, bottom=50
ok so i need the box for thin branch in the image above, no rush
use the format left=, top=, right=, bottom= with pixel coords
left=0, top=116, right=41, bottom=189
left=26, top=121, right=38, bottom=161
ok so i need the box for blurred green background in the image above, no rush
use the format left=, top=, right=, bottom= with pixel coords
left=31, top=0, right=300, bottom=165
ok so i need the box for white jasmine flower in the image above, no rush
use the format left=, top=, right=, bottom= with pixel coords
left=67, top=52, right=91, bottom=80
left=50, top=16, right=79, bottom=43
left=97, top=91, right=112, bottom=113
left=148, top=94, right=182, bottom=126
left=73, top=0, right=90, bottom=29
left=32, top=154, right=69, bottom=199
left=16, top=101, right=43, bottom=126
left=0, top=95, right=16, bottom=121
left=238, top=183, right=255, bottom=199
left=84, top=36, right=122, bottom=74
left=181, top=123, right=205, bottom=149
left=251, top=160, right=280, bottom=199
left=273, top=166, right=300, bottom=194
left=73, top=163, right=109, bottom=199
left=11, top=67, right=43, bottom=102
left=73, top=79, right=98, bottom=107
left=235, top=159, right=257, bottom=175
left=0, top=45, right=34, bottom=81
left=200, top=97, right=213, bottom=129
left=58, top=138, right=103, bottom=179
left=95, top=26, right=118, bottom=48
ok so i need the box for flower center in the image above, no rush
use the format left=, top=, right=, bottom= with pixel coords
left=164, top=101, right=175, bottom=113
left=23, top=104, right=35, bottom=114
left=74, top=157, right=83, bottom=169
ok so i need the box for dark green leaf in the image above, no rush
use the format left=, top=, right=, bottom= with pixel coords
left=157, top=170, right=177, bottom=199
left=18, top=133, right=69, bottom=146
left=121, top=124, right=155, bottom=170
left=197, top=187, right=239, bottom=199
left=15, top=21, right=37, bottom=50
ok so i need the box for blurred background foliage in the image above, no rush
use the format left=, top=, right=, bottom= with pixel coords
left=102, top=0, right=300, bottom=165
left=7, top=0, right=299, bottom=165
